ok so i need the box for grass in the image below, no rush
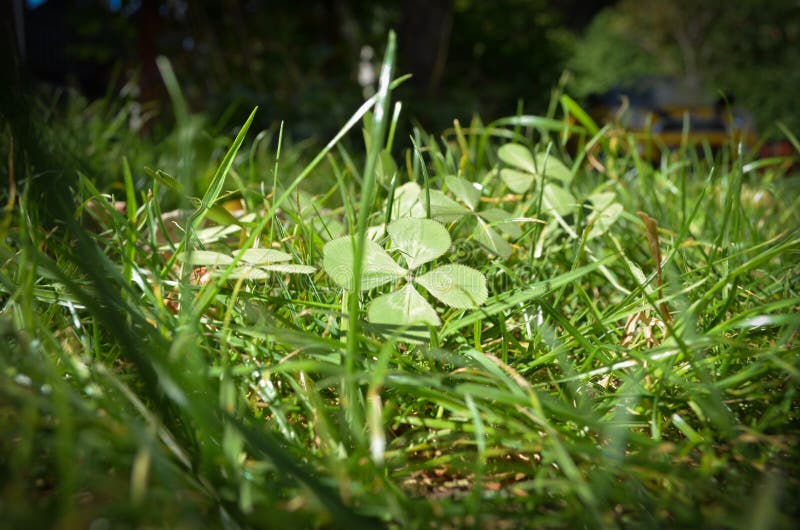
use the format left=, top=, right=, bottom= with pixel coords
left=2, top=37, right=799, bottom=528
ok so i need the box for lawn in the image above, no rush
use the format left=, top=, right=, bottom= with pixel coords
left=1, top=34, right=799, bottom=529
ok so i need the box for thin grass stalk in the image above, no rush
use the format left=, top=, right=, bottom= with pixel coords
left=345, top=31, right=397, bottom=439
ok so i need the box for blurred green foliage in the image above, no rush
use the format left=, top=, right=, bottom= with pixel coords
left=567, top=0, right=800, bottom=133
left=10, top=0, right=800, bottom=142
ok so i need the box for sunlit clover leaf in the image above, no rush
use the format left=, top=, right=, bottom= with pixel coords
left=542, top=183, right=577, bottom=217
left=391, top=182, right=421, bottom=219
left=498, top=143, right=573, bottom=191
left=389, top=182, right=468, bottom=222
left=368, top=283, right=441, bottom=328
left=473, top=218, right=513, bottom=259
left=444, top=175, right=518, bottom=259
left=388, top=217, right=451, bottom=270
left=233, top=263, right=318, bottom=277
left=416, top=264, right=488, bottom=309
left=175, top=248, right=316, bottom=280
left=534, top=153, right=572, bottom=184
left=234, top=248, right=316, bottom=277
left=427, top=190, right=470, bottom=221
left=587, top=202, right=623, bottom=239
left=226, top=267, right=272, bottom=280
left=586, top=192, right=623, bottom=239
left=324, top=217, right=487, bottom=340
left=323, top=236, right=406, bottom=291
left=239, top=248, right=292, bottom=264
left=589, top=191, right=617, bottom=211
left=498, top=143, right=538, bottom=193
left=444, top=175, right=481, bottom=210
left=498, top=143, right=537, bottom=174
left=194, top=212, right=256, bottom=246
left=479, top=207, right=523, bottom=239
left=499, top=168, right=534, bottom=194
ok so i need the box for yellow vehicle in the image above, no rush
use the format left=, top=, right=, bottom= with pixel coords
left=587, top=76, right=757, bottom=159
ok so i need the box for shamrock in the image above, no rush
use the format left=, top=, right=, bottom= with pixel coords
left=323, top=218, right=487, bottom=335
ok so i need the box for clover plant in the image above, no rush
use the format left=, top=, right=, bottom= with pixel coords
left=323, top=217, right=487, bottom=335
left=385, top=179, right=521, bottom=259
left=443, top=175, right=521, bottom=259
left=175, top=248, right=316, bottom=279
left=497, top=142, right=576, bottom=216
left=388, top=181, right=467, bottom=222
left=497, top=142, right=623, bottom=237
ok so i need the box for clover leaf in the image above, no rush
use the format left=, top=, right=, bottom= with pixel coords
left=444, top=175, right=520, bottom=259
left=498, top=168, right=535, bottom=194
left=415, top=264, right=488, bottom=310
left=585, top=191, right=624, bottom=239
left=388, top=217, right=451, bottom=269
left=542, top=182, right=577, bottom=217
left=175, top=247, right=316, bottom=280
left=368, top=283, right=442, bottom=327
left=322, top=217, right=487, bottom=339
left=497, top=143, right=537, bottom=175
left=497, top=143, right=578, bottom=220
left=498, top=143, right=573, bottom=186
left=389, top=182, right=469, bottom=222
left=323, top=237, right=406, bottom=291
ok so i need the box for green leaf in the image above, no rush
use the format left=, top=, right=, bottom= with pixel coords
left=263, top=264, right=317, bottom=274
left=560, top=94, right=599, bottom=135
left=227, top=266, right=271, bottom=280
left=389, top=183, right=468, bottom=222
left=479, top=207, right=523, bottom=239
left=284, top=190, right=346, bottom=240
left=472, top=220, right=512, bottom=259
left=542, top=184, right=576, bottom=217
left=589, top=191, right=617, bottom=211
left=174, top=250, right=234, bottom=266
left=378, top=149, right=398, bottom=183
left=440, top=256, right=618, bottom=338
left=499, top=168, right=535, bottom=194
left=498, top=143, right=536, bottom=174
left=388, top=218, right=451, bottom=270
left=314, top=217, right=347, bottom=241
left=535, top=153, right=572, bottom=184
left=191, top=107, right=258, bottom=229
left=428, top=190, right=470, bottom=221
left=416, top=264, right=488, bottom=309
left=145, top=166, right=184, bottom=193
left=323, top=236, right=406, bottom=291
left=284, top=189, right=345, bottom=241
left=189, top=199, right=242, bottom=227
left=240, top=248, right=292, bottom=264
left=195, top=223, right=242, bottom=245
left=444, top=175, right=481, bottom=210
left=390, top=182, right=422, bottom=220
left=368, top=283, right=441, bottom=327
left=587, top=202, right=623, bottom=239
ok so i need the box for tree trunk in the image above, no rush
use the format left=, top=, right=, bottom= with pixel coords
left=399, top=0, right=453, bottom=96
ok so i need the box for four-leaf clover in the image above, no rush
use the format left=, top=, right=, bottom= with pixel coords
left=323, top=218, right=487, bottom=333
